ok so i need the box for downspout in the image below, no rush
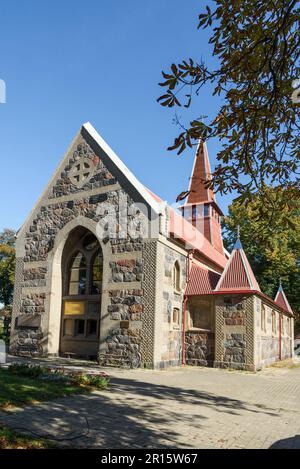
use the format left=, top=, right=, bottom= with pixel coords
left=182, top=249, right=194, bottom=365
left=279, top=314, right=282, bottom=361
left=182, top=296, right=188, bottom=365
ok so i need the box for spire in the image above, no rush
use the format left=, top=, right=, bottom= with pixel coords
left=215, top=232, right=260, bottom=291
left=274, top=281, right=293, bottom=314
left=185, top=139, right=215, bottom=205
left=234, top=225, right=242, bottom=250
left=179, top=139, right=224, bottom=254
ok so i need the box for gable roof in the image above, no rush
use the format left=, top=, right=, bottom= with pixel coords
left=146, top=188, right=227, bottom=270
left=215, top=238, right=260, bottom=291
left=82, top=123, right=163, bottom=215
left=274, top=284, right=293, bottom=314
left=169, top=205, right=227, bottom=269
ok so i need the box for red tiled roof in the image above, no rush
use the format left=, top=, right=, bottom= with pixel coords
left=185, top=264, right=220, bottom=296
left=145, top=188, right=227, bottom=270
left=215, top=241, right=260, bottom=292
left=275, top=287, right=293, bottom=314
left=169, top=207, right=227, bottom=269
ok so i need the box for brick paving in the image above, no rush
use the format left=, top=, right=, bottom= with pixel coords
left=1, top=359, right=300, bottom=448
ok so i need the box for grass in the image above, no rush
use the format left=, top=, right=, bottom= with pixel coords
left=0, top=365, right=109, bottom=448
left=0, top=368, right=88, bottom=409
left=270, top=358, right=300, bottom=369
left=0, top=425, right=52, bottom=449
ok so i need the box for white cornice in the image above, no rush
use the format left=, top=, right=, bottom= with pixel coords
left=83, top=122, right=162, bottom=215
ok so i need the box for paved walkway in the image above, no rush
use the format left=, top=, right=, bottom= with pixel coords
left=1, top=359, right=300, bottom=448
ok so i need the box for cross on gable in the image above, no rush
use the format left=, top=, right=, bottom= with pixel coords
left=69, top=158, right=95, bottom=188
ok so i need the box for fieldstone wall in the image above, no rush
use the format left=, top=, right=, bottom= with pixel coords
left=110, top=260, right=144, bottom=283
left=107, top=288, right=144, bottom=321
left=23, top=189, right=143, bottom=263
left=98, top=326, right=142, bottom=368
left=214, top=295, right=255, bottom=370
left=99, top=244, right=157, bottom=368
left=223, top=333, right=246, bottom=365
left=49, top=140, right=116, bottom=199
left=185, top=331, right=215, bottom=366
left=10, top=329, right=43, bottom=357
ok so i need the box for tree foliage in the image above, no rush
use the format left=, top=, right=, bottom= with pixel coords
left=0, top=229, right=16, bottom=307
left=158, top=0, right=300, bottom=202
left=222, top=187, right=300, bottom=322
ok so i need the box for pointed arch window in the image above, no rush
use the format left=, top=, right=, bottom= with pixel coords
left=91, top=251, right=103, bottom=295
left=68, top=252, right=87, bottom=295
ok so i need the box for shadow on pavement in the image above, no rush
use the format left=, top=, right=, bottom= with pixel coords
left=0, top=374, right=279, bottom=448
left=270, top=435, right=300, bottom=449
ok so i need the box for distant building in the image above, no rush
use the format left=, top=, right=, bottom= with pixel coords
left=10, top=123, right=294, bottom=370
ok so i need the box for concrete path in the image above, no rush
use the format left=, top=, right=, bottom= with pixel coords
left=1, top=361, right=300, bottom=448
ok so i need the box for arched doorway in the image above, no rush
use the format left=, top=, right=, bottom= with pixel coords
left=59, top=227, right=103, bottom=358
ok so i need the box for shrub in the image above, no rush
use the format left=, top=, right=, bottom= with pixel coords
left=69, top=371, right=110, bottom=389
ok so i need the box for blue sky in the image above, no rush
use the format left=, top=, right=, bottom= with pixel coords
left=0, top=0, right=235, bottom=232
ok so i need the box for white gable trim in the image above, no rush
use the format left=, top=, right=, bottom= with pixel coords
left=83, top=122, right=162, bottom=215
left=275, top=288, right=293, bottom=313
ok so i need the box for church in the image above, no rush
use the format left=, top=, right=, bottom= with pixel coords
left=10, top=123, right=295, bottom=370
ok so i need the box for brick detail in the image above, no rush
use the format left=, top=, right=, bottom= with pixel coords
left=141, top=241, right=157, bottom=367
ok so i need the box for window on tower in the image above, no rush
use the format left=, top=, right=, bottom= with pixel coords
left=173, top=261, right=181, bottom=292
left=204, top=204, right=209, bottom=216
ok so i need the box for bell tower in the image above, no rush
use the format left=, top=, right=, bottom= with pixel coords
left=180, top=140, right=224, bottom=253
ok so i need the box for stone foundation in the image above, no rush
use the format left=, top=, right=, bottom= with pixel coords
left=98, top=327, right=142, bottom=368
left=185, top=331, right=215, bottom=366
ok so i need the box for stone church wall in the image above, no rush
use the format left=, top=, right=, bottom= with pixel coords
left=185, top=331, right=215, bottom=366
left=11, top=131, right=159, bottom=368
left=214, top=295, right=255, bottom=371
left=153, top=242, right=187, bottom=368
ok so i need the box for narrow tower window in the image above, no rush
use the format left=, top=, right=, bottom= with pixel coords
left=173, top=261, right=181, bottom=292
